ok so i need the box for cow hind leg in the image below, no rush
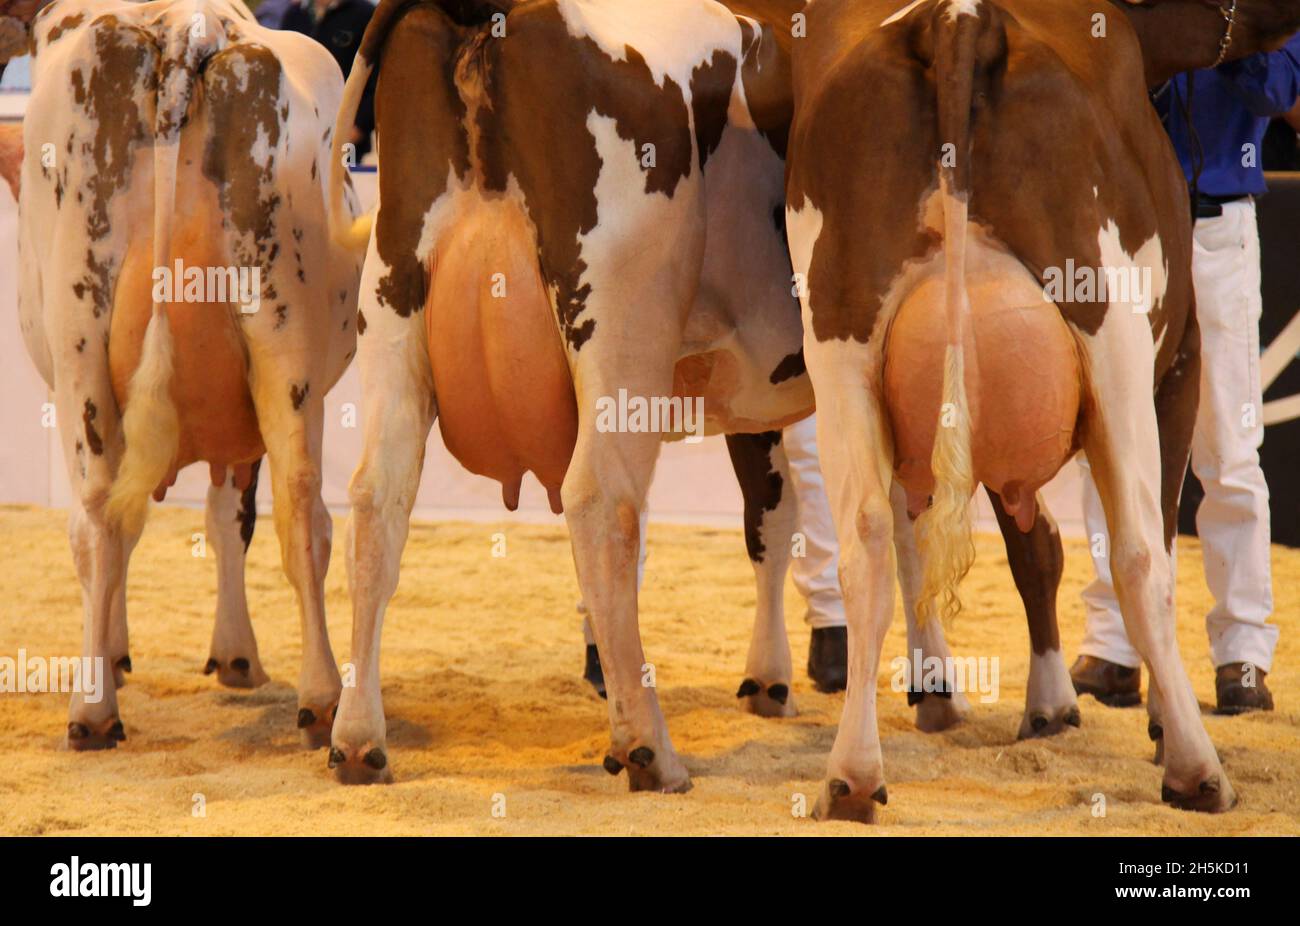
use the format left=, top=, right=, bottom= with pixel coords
left=565, top=325, right=692, bottom=794
left=204, top=461, right=269, bottom=689
left=987, top=489, right=1080, bottom=738
left=60, top=382, right=130, bottom=750
left=806, top=350, right=896, bottom=823
left=896, top=482, right=971, bottom=732
left=330, top=260, right=435, bottom=784
left=107, top=526, right=141, bottom=688
left=568, top=426, right=690, bottom=793
left=1148, top=315, right=1202, bottom=766
left=1080, top=320, right=1230, bottom=811
left=249, top=367, right=340, bottom=749
left=726, top=431, right=797, bottom=718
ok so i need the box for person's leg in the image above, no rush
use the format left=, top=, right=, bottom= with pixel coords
left=782, top=414, right=849, bottom=691
left=1070, top=454, right=1144, bottom=706
left=1188, top=199, right=1278, bottom=711
left=784, top=415, right=846, bottom=628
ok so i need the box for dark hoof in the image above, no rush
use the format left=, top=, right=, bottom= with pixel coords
left=617, top=747, right=692, bottom=794
left=298, top=703, right=337, bottom=749
left=329, top=744, right=394, bottom=785
left=1161, top=775, right=1236, bottom=813
left=1148, top=721, right=1163, bottom=741
left=910, top=685, right=955, bottom=704
left=582, top=644, right=606, bottom=699
left=627, top=766, right=693, bottom=794
left=807, top=626, right=847, bottom=693
left=915, top=687, right=969, bottom=733
left=206, top=655, right=267, bottom=690
left=738, top=678, right=798, bottom=718
left=812, top=777, right=884, bottom=823
left=66, top=719, right=122, bottom=751
left=1018, top=702, right=1083, bottom=740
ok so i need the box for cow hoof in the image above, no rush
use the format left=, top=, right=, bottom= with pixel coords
left=811, top=778, right=887, bottom=823
left=1017, top=703, right=1082, bottom=740
left=913, top=689, right=970, bottom=733
left=737, top=678, right=797, bottom=718
left=1161, top=775, right=1236, bottom=813
left=66, top=718, right=125, bottom=751
left=298, top=702, right=337, bottom=749
left=204, top=654, right=269, bottom=690
left=608, top=744, right=691, bottom=794
left=328, top=744, right=394, bottom=785
left=112, top=655, right=132, bottom=688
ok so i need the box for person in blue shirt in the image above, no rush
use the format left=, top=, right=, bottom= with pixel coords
left=1072, top=33, right=1300, bottom=715
left=253, top=0, right=298, bottom=29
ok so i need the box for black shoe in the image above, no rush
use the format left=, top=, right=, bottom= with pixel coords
left=1215, top=662, right=1274, bottom=715
left=583, top=644, right=606, bottom=699
left=807, top=627, right=847, bottom=693
left=1069, top=655, right=1142, bottom=707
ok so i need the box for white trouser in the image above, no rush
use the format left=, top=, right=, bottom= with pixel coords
left=783, top=414, right=846, bottom=629
left=579, top=414, right=847, bottom=643
left=1078, top=199, right=1278, bottom=672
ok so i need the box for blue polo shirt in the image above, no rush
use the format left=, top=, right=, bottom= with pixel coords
left=1154, top=32, right=1300, bottom=198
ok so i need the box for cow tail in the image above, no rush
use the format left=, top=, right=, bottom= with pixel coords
left=328, top=52, right=374, bottom=252
left=107, top=8, right=224, bottom=535
left=328, top=0, right=422, bottom=252
left=914, top=5, right=1002, bottom=626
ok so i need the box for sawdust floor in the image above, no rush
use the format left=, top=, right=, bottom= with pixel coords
left=0, top=504, right=1296, bottom=835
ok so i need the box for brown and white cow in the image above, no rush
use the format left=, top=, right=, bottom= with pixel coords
left=325, top=0, right=1088, bottom=788
left=784, top=0, right=1300, bottom=821
left=18, top=0, right=362, bottom=749
left=327, top=0, right=819, bottom=787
